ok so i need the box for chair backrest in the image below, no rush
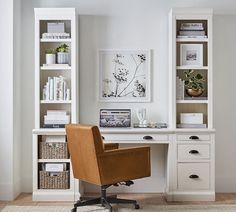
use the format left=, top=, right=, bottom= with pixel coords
left=66, top=124, right=104, bottom=185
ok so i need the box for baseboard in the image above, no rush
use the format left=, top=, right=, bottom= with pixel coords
left=13, top=179, right=21, bottom=199
left=166, top=191, right=215, bottom=201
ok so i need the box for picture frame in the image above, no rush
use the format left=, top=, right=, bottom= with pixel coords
left=99, top=109, right=131, bottom=128
left=98, top=49, right=151, bottom=102
left=180, top=44, right=203, bottom=66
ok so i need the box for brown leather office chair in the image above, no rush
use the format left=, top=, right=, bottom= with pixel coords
left=66, top=124, right=151, bottom=212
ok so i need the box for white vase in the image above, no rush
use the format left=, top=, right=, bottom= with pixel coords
left=57, top=52, right=69, bottom=64
left=46, top=54, right=56, bottom=64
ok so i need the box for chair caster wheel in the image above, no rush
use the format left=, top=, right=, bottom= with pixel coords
left=71, top=208, right=77, bottom=212
left=135, top=204, right=140, bottom=209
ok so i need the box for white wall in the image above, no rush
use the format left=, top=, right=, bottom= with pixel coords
left=0, top=0, right=21, bottom=200
left=19, top=0, right=236, bottom=193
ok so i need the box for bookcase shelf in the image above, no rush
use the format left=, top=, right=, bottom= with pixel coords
left=176, top=100, right=208, bottom=104
left=38, top=159, right=70, bottom=163
left=40, top=100, right=72, bottom=104
left=176, top=37, right=208, bottom=42
left=176, top=66, right=208, bottom=70
left=40, top=66, right=71, bottom=70
left=40, top=38, right=72, bottom=43
left=33, top=8, right=79, bottom=201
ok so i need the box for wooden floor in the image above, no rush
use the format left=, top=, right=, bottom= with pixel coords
left=1, top=193, right=236, bottom=210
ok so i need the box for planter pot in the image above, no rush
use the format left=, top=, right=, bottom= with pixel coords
left=57, top=52, right=69, bottom=64
left=186, top=88, right=204, bottom=97
left=46, top=54, right=56, bottom=64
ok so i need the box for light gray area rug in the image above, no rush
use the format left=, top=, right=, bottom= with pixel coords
left=2, top=205, right=236, bottom=212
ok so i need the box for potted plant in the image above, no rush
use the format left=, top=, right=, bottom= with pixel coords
left=184, top=69, right=205, bottom=97
left=56, top=43, right=69, bottom=64
left=45, top=48, right=56, bottom=64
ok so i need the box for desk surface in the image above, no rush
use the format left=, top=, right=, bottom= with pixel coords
left=100, top=128, right=215, bottom=134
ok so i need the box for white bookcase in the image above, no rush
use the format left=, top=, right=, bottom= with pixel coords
left=32, top=8, right=79, bottom=201
left=168, top=8, right=215, bottom=201
left=169, top=8, right=213, bottom=129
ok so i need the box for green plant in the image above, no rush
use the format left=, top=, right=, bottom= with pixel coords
left=184, top=69, right=204, bottom=90
left=45, top=48, right=56, bottom=54
left=56, top=44, right=69, bottom=53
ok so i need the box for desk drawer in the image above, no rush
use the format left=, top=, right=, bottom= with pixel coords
left=102, top=134, right=169, bottom=141
left=177, top=134, right=210, bottom=141
left=178, top=144, right=210, bottom=161
left=178, top=163, right=210, bottom=190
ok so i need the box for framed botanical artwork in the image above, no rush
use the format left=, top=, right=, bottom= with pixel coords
left=180, top=44, right=203, bottom=66
left=98, top=49, right=150, bottom=102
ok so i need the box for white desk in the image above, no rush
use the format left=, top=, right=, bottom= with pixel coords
left=100, top=128, right=215, bottom=201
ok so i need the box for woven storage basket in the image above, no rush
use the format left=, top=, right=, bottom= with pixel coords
left=39, top=171, right=69, bottom=189
left=39, top=142, right=69, bottom=159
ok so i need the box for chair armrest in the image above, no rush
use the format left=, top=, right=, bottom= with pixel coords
left=104, top=143, right=119, bottom=151
left=98, top=146, right=150, bottom=185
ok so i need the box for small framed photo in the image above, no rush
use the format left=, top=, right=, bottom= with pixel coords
left=100, top=109, right=131, bottom=128
left=98, top=49, right=150, bottom=102
left=180, top=44, right=203, bottom=66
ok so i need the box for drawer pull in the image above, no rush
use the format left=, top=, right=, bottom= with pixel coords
left=143, top=136, right=153, bottom=140
left=189, top=136, right=199, bottom=140
left=189, top=174, right=199, bottom=179
left=101, top=136, right=105, bottom=140
left=189, top=150, right=199, bottom=154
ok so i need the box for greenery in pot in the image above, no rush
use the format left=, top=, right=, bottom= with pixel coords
left=184, top=69, right=204, bottom=90
left=184, top=69, right=205, bottom=97
left=56, top=44, right=69, bottom=53
left=45, top=48, right=56, bottom=54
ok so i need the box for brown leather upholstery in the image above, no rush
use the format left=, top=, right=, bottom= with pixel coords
left=66, top=124, right=151, bottom=186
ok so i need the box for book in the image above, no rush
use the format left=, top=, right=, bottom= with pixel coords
left=177, top=124, right=206, bottom=128
left=180, top=23, right=204, bottom=30
left=43, top=124, right=65, bottom=128
left=179, top=30, right=205, bottom=36
left=44, top=115, right=70, bottom=121
left=46, top=110, right=67, bottom=115
left=177, top=35, right=207, bottom=39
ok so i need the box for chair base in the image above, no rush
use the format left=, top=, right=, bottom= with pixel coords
left=71, top=185, right=140, bottom=212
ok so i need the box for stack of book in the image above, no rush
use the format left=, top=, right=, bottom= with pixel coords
left=178, top=113, right=206, bottom=128
left=178, top=23, right=207, bottom=38
left=42, top=32, right=70, bottom=39
left=42, top=76, right=70, bottom=101
left=44, top=110, right=70, bottom=128
left=176, top=76, right=185, bottom=100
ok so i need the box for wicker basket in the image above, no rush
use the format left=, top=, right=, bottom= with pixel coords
left=39, top=171, right=69, bottom=189
left=39, top=142, right=69, bottom=159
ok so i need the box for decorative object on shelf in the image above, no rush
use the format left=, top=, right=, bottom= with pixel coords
left=42, top=76, right=70, bottom=101
left=99, top=109, right=131, bottom=127
left=98, top=49, right=150, bottom=102
left=42, top=32, right=70, bottom=39
left=184, top=69, right=204, bottom=97
left=56, top=43, right=69, bottom=64
left=133, top=122, right=167, bottom=129
left=180, top=44, right=203, bottom=66
left=47, top=22, right=65, bottom=33
left=43, top=110, right=70, bottom=128
left=136, top=108, right=147, bottom=127
left=177, top=22, right=207, bottom=38
left=176, top=76, right=185, bottom=100
left=45, top=48, right=56, bottom=64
